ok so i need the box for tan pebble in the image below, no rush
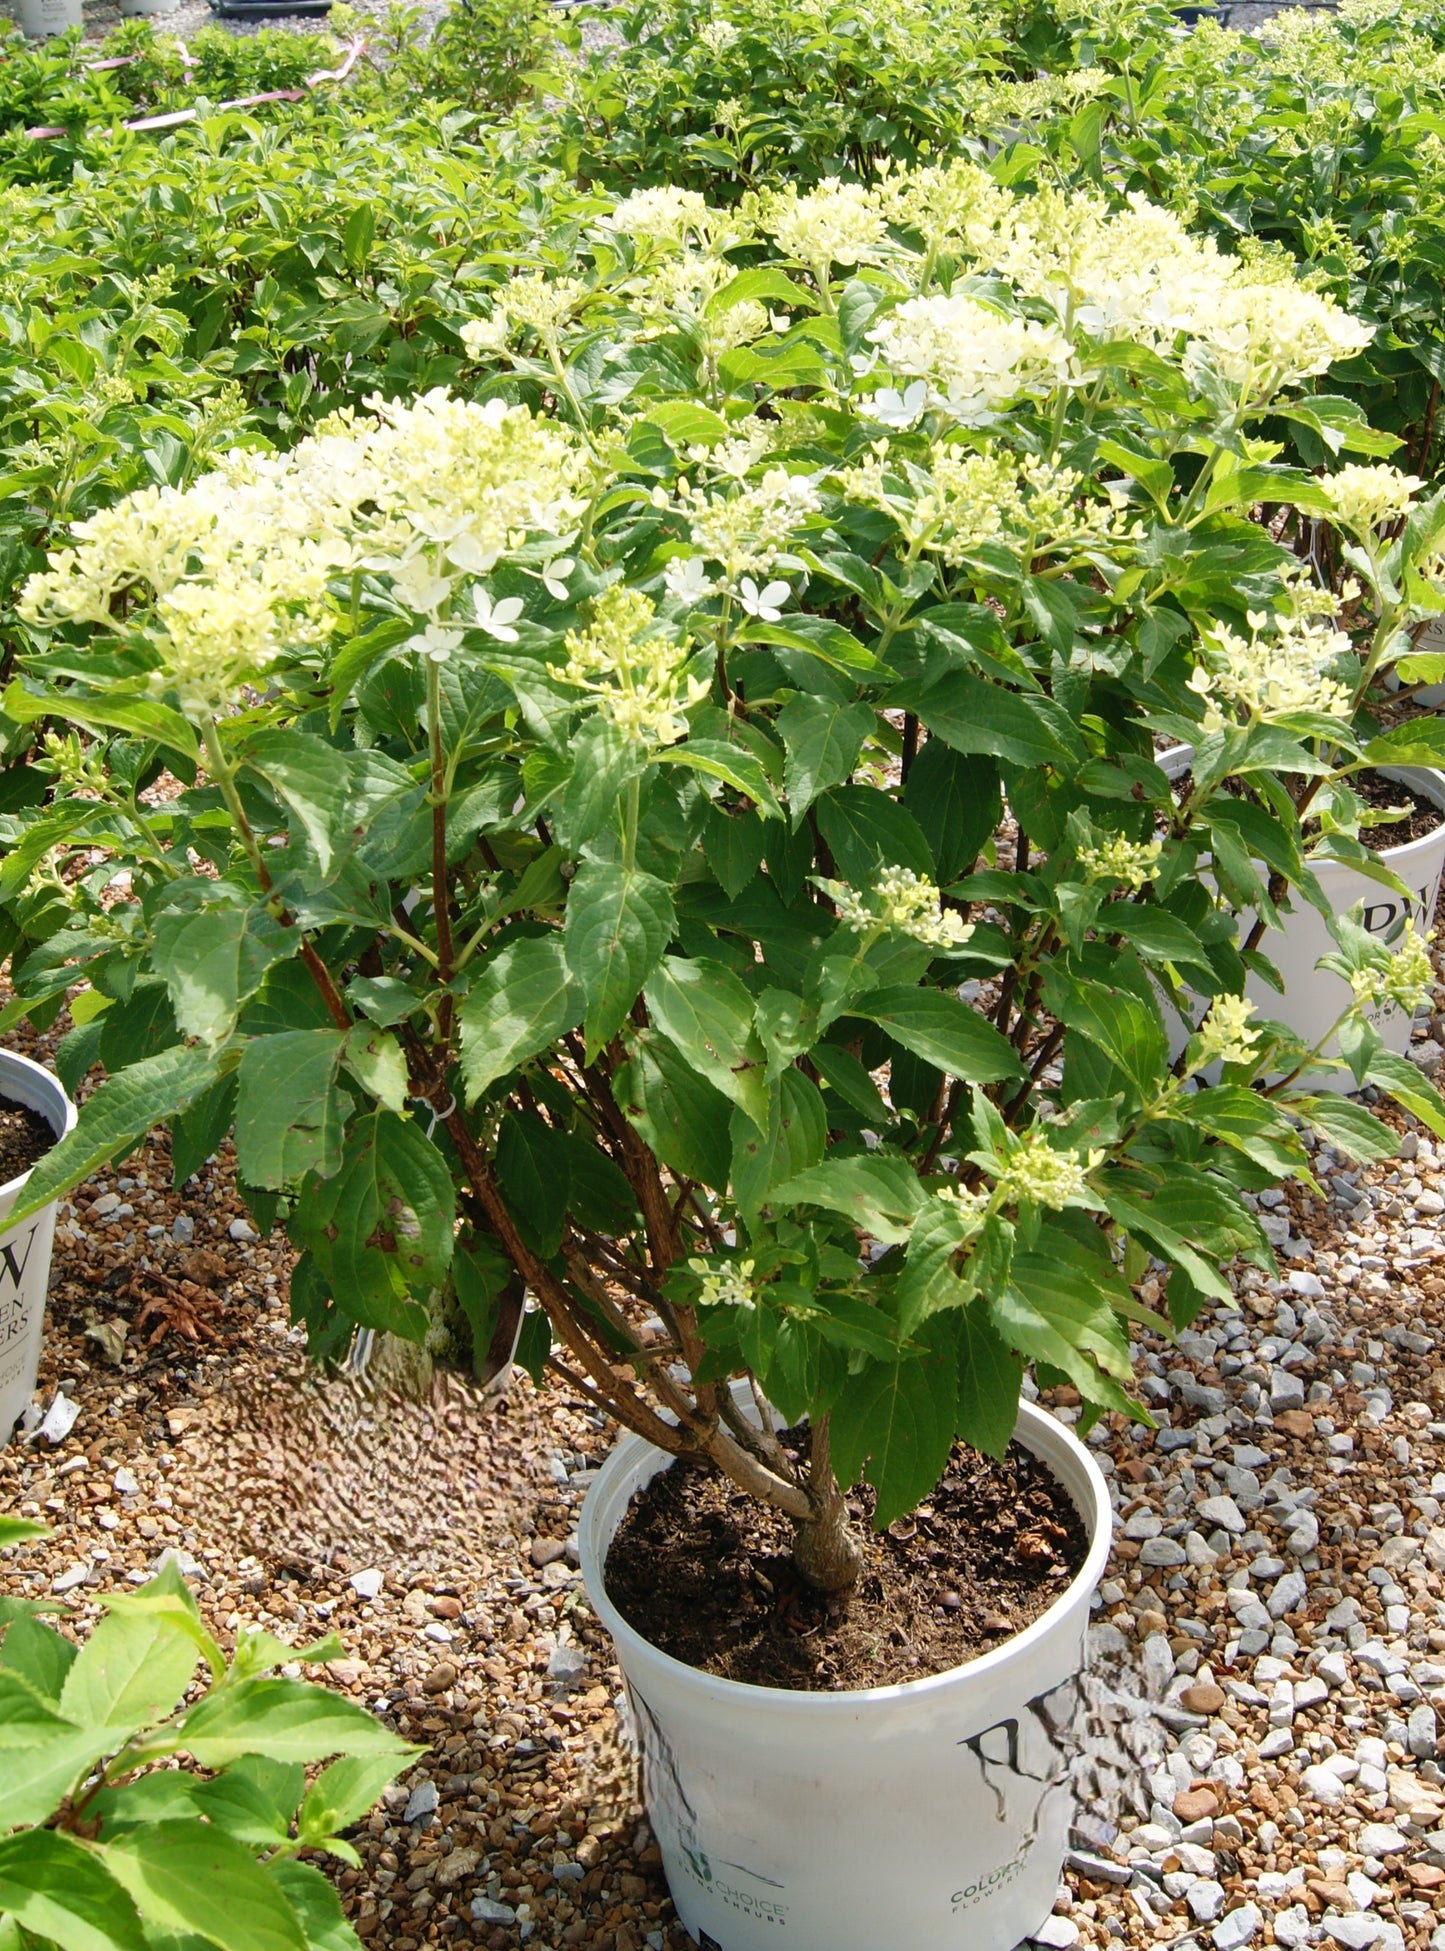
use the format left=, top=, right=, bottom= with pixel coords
left=1180, top=1683, right=1226, bottom=1715
left=421, top=1662, right=458, bottom=1695
left=1173, top=1786, right=1221, bottom=1823
left=1136, top=1609, right=1168, bottom=1638
left=576, top=1835, right=602, bottom=1869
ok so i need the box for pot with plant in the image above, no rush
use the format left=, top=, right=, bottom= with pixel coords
left=2, top=170, right=1441, bottom=1947
left=0, top=1048, right=76, bottom=1444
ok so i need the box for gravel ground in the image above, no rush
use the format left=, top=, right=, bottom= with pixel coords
left=3, top=986, right=1445, bottom=1951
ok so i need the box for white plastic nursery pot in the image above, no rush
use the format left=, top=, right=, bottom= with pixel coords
left=121, top=0, right=182, bottom=16
left=580, top=1396, right=1112, bottom=1951
left=0, top=1050, right=77, bottom=1445
left=15, top=0, right=82, bottom=36
left=1160, top=748, right=1445, bottom=1080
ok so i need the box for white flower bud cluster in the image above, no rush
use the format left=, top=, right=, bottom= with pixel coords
left=762, top=178, right=891, bottom=276
left=674, top=467, right=822, bottom=580
left=1187, top=613, right=1355, bottom=730
left=550, top=586, right=706, bottom=747
left=1350, top=922, right=1436, bottom=1015
left=828, top=867, right=975, bottom=952
left=1320, top=463, right=1423, bottom=536
left=1193, top=994, right=1261, bottom=1069
left=992, top=1129, right=1103, bottom=1212
left=1077, top=833, right=1164, bottom=892
left=693, top=1256, right=756, bottom=1309
left=596, top=185, right=713, bottom=250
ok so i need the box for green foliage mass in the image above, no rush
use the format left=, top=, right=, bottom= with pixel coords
left=0, top=1528, right=415, bottom=1951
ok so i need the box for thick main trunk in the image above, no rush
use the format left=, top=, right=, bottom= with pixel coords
left=793, top=1416, right=863, bottom=1596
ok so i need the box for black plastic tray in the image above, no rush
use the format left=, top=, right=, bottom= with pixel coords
left=208, top=1, right=334, bottom=17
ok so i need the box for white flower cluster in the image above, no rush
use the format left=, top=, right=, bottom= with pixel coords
left=597, top=185, right=713, bottom=250
left=675, top=467, right=822, bottom=580
left=1077, top=833, right=1163, bottom=892
left=1193, top=994, right=1261, bottom=1069
left=827, top=867, right=975, bottom=952
left=864, top=294, right=1072, bottom=424
left=1187, top=612, right=1355, bottom=731
left=1320, top=463, right=1423, bottom=537
left=550, top=586, right=706, bottom=747
left=21, top=392, right=587, bottom=710
left=692, top=1254, right=756, bottom=1309
left=992, top=1129, right=1103, bottom=1212
left=1350, top=923, right=1436, bottom=1015
left=762, top=178, right=891, bottom=277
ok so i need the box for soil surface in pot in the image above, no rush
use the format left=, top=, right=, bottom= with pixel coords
left=0, top=1094, right=56, bottom=1185
left=603, top=1432, right=1090, bottom=1690
left=1346, top=768, right=1443, bottom=850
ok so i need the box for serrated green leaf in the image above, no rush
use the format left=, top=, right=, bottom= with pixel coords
left=848, top=985, right=1022, bottom=1084
left=644, top=956, right=769, bottom=1131
left=179, top=1678, right=410, bottom=1770
left=235, top=1032, right=348, bottom=1189
left=0, top=1613, right=77, bottom=1702
left=773, top=1153, right=925, bottom=1241
left=459, top=935, right=580, bottom=1104
left=0, top=1831, right=147, bottom=1951
left=241, top=731, right=354, bottom=878
left=151, top=901, right=296, bottom=1050
left=729, top=1069, right=826, bottom=1221
left=60, top=1606, right=199, bottom=1734
left=564, top=862, right=674, bottom=1060
left=6, top=1045, right=220, bottom=1228
left=829, top=1351, right=957, bottom=1530
left=954, top=1302, right=1023, bottom=1461
left=102, top=1822, right=308, bottom=1951
left=615, top=1030, right=733, bottom=1187
left=777, top=695, right=872, bottom=824
left=294, top=1110, right=454, bottom=1329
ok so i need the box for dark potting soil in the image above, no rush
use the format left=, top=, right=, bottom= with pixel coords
left=603, top=1433, right=1089, bottom=1691
left=0, top=1094, right=55, bottom=1185
left=1348, top=769, right=1443, bottom=851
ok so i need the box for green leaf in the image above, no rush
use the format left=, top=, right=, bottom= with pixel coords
left=615, top=1030, right=733, bottom=1187
left=0, top=1613, right=77, bottom=1702
left=644, top=957, right=769, bottom=1130
left=902, top=743, right=1000, bottom=885
left=893, top=1192, right=977, bottom=1333
left=295, top=1111, right=455, bottom=1327
left=1, top=680, right=197, bottom=766
left=1294, top=1094, right=1398, bottom=1164
left=702, top=805, right=767, bottom=899
left=180, top=1679, right=410, bottom=1770
left=241, top=731, right=354, bottom=878
left=6, top=1045, right=220, bottom=1228
left=729, top=1070, right=826, bottom=1221
left=268, top=1861, right=365, bottom=1951
left=0, top=1673, right=114, bottom=1827
left=809, top=1042, right=891, bottom=1121
left=1364, top=1047, right=1445, bottom=1140
left=188, top=1774, right=293, bottom=1849
left=459, top=935, right=581, bottom=1104
left=1100, top=904, right=1216, bottom=980
left=899, top=670, right=1085, bottom=769
left=151, top=901, right=296, bottom=1050
left=342, top=1026, right=409, bottom=1116
left=654, top=738, right=783, bottom=818
left=954, top=1303, right=1023, bottom=1461
left=60, top=1606, right=199, bottom=1734
left=102, top=1822, right=307, bottom=1951
left=0, top=1831, right=147, bottom=1951
left=777, top=696, right=873, bottom=824
left=235, top=1032, right=348, bottom=1189
left=1178, top=1084, right=1308, bottom=1179
left=560, top=717, right=645, bottom=850
left=814, top=787, right=934, bottom=884
left=0, top=1519, right=46, bottom=1550
left=848, top=986, right=1022, bottom=1083
left=1042, top=969, right=1168, bottom=1098
left=772, top=1154, right=925, bottom=1242
left=495, top=1112, right=571, bottom=1259
left=829, top=1350, right=958, bottom=1530
left=564, top=862, right=675, bottom=1061
left=296, top=1752, right=409, bottom=1848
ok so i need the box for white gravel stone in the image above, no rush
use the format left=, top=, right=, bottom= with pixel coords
left=1188, top=1880, right=1227, bottom=1922
left=1301, top=1764, right=1349, bottom=1806
left=1358, top=1824, right=1409, bottom=1856
left=350, top=1569, right=384, bottom=1600
left=1324, top=1919, right=1384, bottom=1950
left=1275, top=1906, right=1313, bottom=1949
left=1198, top=1495, right=1247, bottom=1533
left=1030, top=1920, right=1080, bottom=1949
left=1407, top=1704, right=1438, bottom=1756
left=1317, top=1651, right=1351, bottom=1689
left=402, top=1781, right=439, bottom=1822
left=1214, top=1903, right=1262, bottom=1950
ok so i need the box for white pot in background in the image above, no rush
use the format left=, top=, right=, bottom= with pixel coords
left=1161, top=751, right=1445, bottom=1079
left=15, top=0, right=82, bottom=36
left=120, top=0, right=182, bottom=16
left=580, top=1396, right=1111, bottom=1951
left=0, top=1051, right=76, bottom=1444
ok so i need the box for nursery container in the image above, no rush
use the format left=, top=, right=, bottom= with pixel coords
left=1161, top=750, right=1445, bottom=1074
left=122, top=0, right=182, bottom=18
left=0, top=1051, right=77, bottom=1444
left=580, top=1393, right=1112, bottom=1951
left=16, top=0, right=82, bottom=37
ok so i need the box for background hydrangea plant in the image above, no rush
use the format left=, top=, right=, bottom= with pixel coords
left=5, top=165, right=1445, bottom=1594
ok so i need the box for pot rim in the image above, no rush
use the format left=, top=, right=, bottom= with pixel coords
left=580, top=1395, right=1112, bottom=1712
left=0, top=1048, right=77, bottom=1206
